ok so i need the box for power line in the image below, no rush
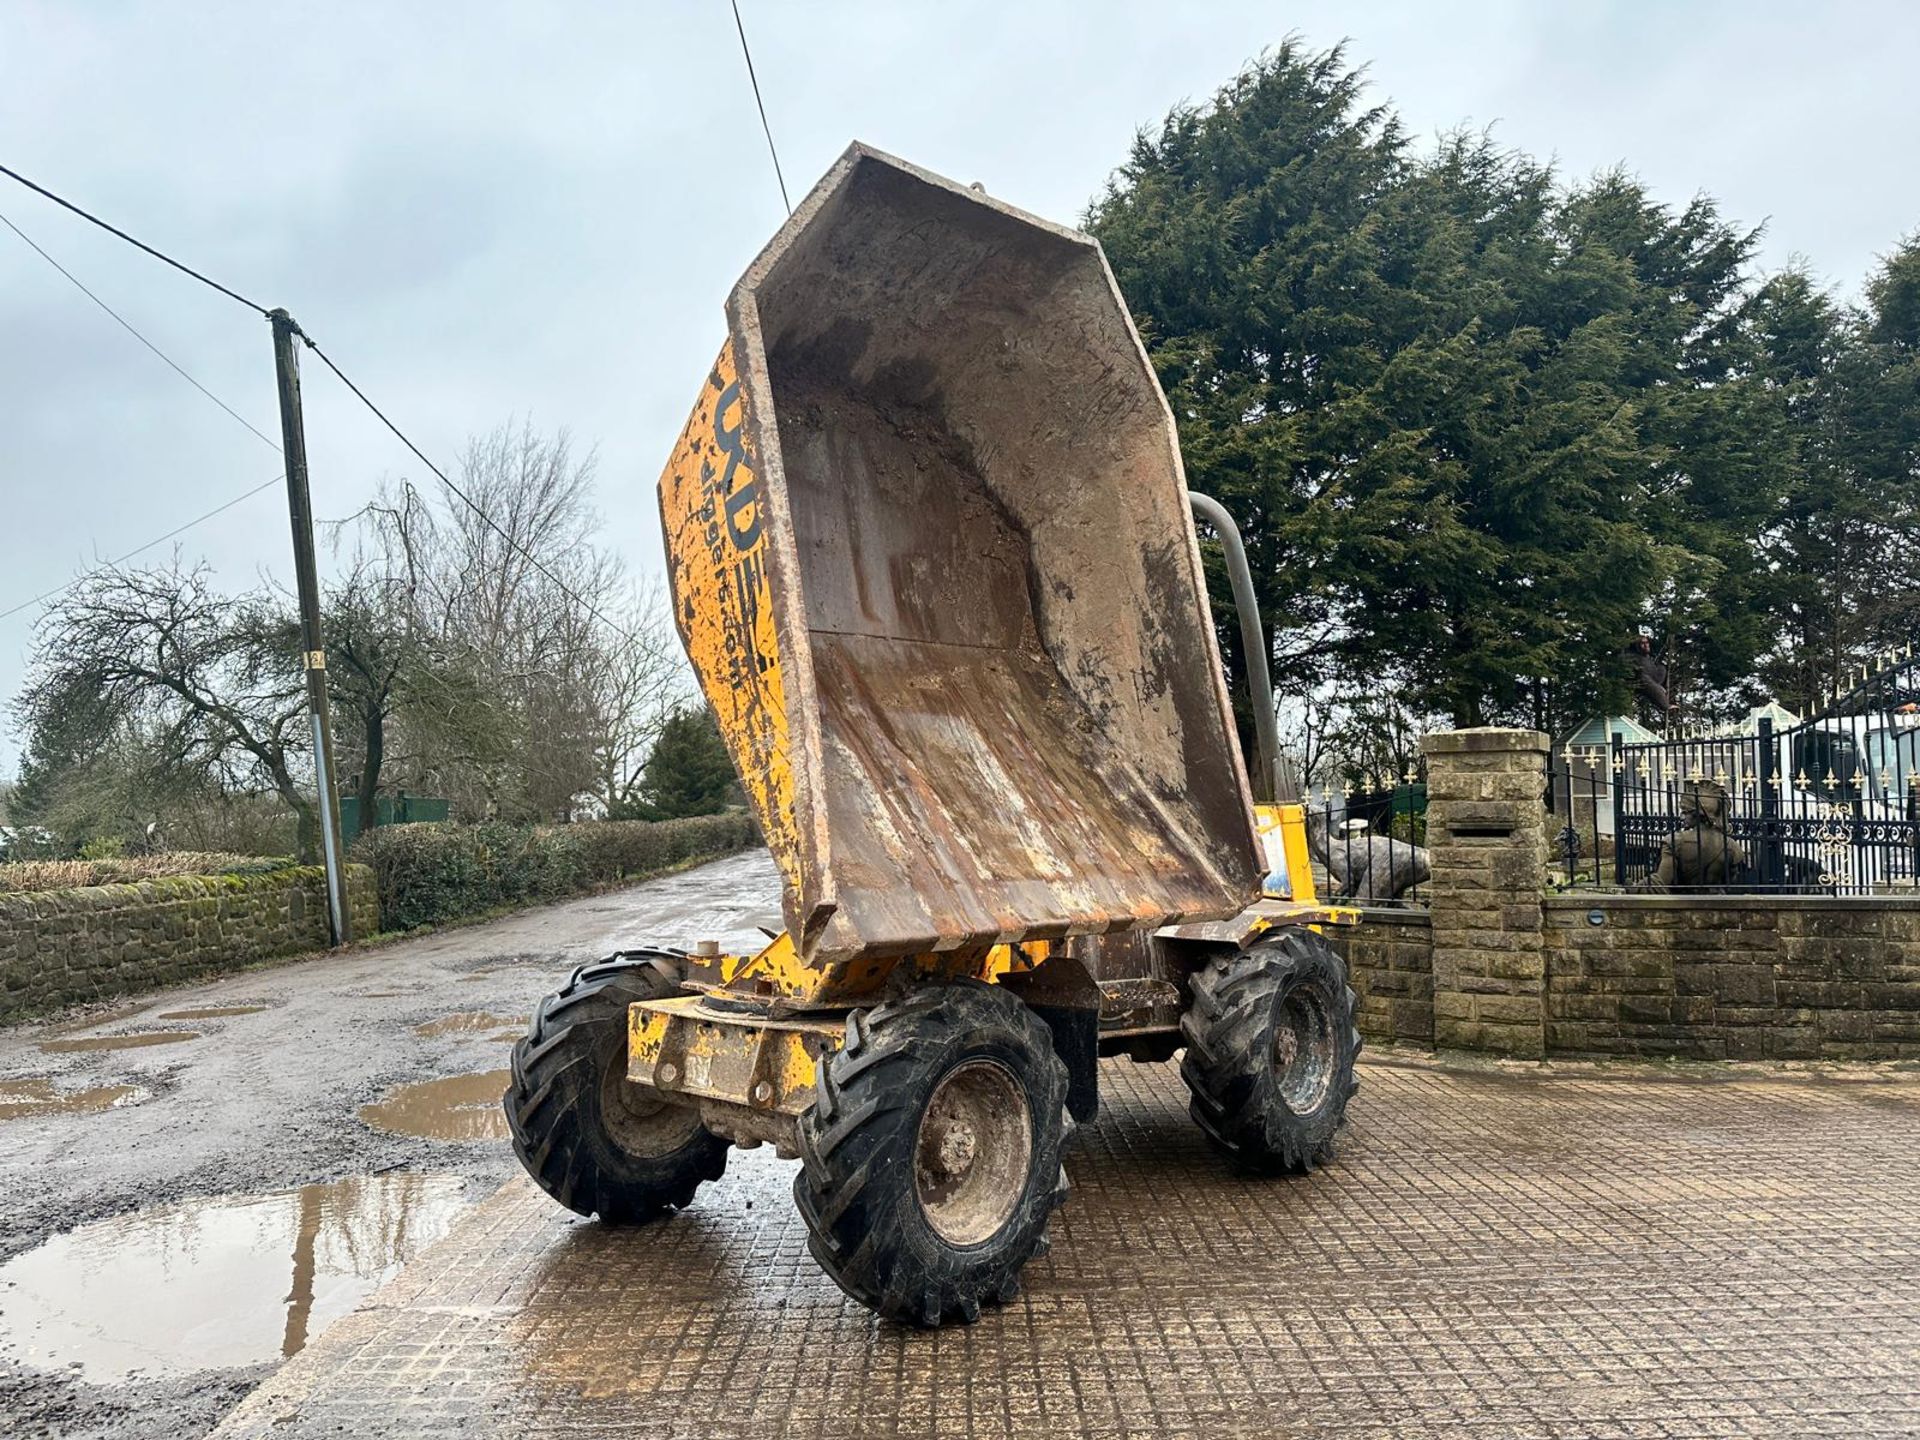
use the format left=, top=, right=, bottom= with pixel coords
left=0, top=200, right=285, bottom=622
left=294, top=327, right=635, bottom=640
left=0, top=208, right=280, bottom=451
left=730, top=1, right=791, bottom=215
left=0, top=474, right=283, bottom=624
left=0, top=161, right=635, bottom=644
left=0, top=161, right=268, bottom=315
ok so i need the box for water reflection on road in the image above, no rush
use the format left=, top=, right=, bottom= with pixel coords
left=0, top=1172, right=468, bottom=1383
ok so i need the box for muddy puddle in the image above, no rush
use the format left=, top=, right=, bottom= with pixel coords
left=38, top=1031, right=199, bottom=1055
left=156, top=1005, right=267, bottom=1021
left=359, top=1070, right=511, bottom=1141
left=0, top=1172, right=467, bottom=1383
left=0, top=1077, right=143, bottom=1121
left=413, top=1011, right=521, bottom=1038
left=39, top=1000, right=152, bottom=1037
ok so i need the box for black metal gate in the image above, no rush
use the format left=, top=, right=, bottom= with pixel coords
left=1568, top=651, right=1920, bottom=894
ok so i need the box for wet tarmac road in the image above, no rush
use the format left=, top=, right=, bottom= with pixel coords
left=0, top=849, right=782, bottom=1440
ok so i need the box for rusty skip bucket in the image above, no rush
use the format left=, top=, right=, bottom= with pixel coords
left=659, top=144, right=1260, bottom=973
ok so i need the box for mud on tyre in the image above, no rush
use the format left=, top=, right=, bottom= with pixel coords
left=505, top=951, right=728, bottom=1223
left=1179, top=928, right=1360, bottom=1174
left=794, top=979, right=1071, bottom=1327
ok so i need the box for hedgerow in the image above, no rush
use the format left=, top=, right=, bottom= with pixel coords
left=349, top=812, right=758, bottom=932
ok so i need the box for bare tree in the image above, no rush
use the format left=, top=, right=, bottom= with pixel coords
left=13, top=424, right=690, bottom=854
left=588, top=581, right=690, bottom=816
left=324, top=487, right=438, bottom=825
left=16, top=562, right=321, bottom=857
left=346, top=421, right=687, bottom=821
left=1281, top=683, right=1439, bottom=803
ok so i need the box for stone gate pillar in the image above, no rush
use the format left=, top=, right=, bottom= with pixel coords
left=1422, top=727, right=1550, bottom=1058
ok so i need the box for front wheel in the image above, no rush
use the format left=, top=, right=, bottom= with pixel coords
left=794, top=980, right=1071, bottom=1327
left=505, top=952, right=728, bottom=1223
left=1179, top=929, right=1359, bottom=1174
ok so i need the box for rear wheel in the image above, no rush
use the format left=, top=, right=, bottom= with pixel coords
left=794, top=980, right=1071, bottom=1327
left=505, top=952, right=728, bottom=1222
left=1179, top=929, right=1359, bottom=1174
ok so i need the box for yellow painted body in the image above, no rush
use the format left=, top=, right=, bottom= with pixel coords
left=680, top=929, right=984, bottom=1010
left=658, top=343, right=803, bottom=897
left=628, top=896, right=1355, bottom=1121
left=1255, top=803, right=1318, bottom=905
left=658, top=342, right=1335, bottom=1014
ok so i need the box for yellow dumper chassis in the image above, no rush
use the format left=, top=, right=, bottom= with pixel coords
left=626, top=821, right=1356, bottom=1159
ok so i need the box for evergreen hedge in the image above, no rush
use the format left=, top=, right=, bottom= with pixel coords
left=349, top=812, right=759, bottom=933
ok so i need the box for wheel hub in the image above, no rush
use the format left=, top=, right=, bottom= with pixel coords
left=914, top=1058, right=1033, bottom=1247
left=600, top=1051, right=705, bottom=1158
left=1274, top=1026, right=1300, bottom=1071
left=1271, top=983, right=1337, bottom=1115
left=931, top=1123, right=978, bottom=1177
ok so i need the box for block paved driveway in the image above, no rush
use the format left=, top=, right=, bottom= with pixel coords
left=210, top=1053, right=1920, bottom=1439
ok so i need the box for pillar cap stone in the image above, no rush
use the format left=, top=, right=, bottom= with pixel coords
left=1421, top=727, right=1550, bottom=755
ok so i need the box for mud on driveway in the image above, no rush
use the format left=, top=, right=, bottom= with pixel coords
left=0, top=849, right=782, bottom=1440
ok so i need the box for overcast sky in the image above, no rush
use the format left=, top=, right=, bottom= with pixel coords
left=2, top=1, right=1916, bottom=773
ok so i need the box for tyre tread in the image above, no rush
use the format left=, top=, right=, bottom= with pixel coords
left=504, top=951, right=726, bottom=1224
left=1178, top=929, right=1360, bottom=1175
left=794, top=979, right=1070, bottom=1328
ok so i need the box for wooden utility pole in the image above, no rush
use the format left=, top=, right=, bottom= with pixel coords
left=269, top=308, right=351, bottom=945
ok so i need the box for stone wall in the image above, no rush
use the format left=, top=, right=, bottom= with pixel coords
left=1330, top=725, right=1920, bottom=1062
left=1332, top=909, right=1434, bottom=1044
left=1544, top=896, right=1920, bottom=1060
left=0, top=865, right=378, bottom=1022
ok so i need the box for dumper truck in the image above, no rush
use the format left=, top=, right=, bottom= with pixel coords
left=505, top=144, right=1360, bottom=1326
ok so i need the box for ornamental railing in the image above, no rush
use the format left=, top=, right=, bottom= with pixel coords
left=1554, top=647, right=1920, bottom=895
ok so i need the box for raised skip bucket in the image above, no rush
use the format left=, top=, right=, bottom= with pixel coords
left=659, top=144, right=1260, bottom=969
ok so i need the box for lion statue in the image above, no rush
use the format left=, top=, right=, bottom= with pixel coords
left=1636, top=778, right=1747, bottom=892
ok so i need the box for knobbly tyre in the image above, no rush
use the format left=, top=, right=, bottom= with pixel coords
left=505, top=144, right=1360, bottom=1327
